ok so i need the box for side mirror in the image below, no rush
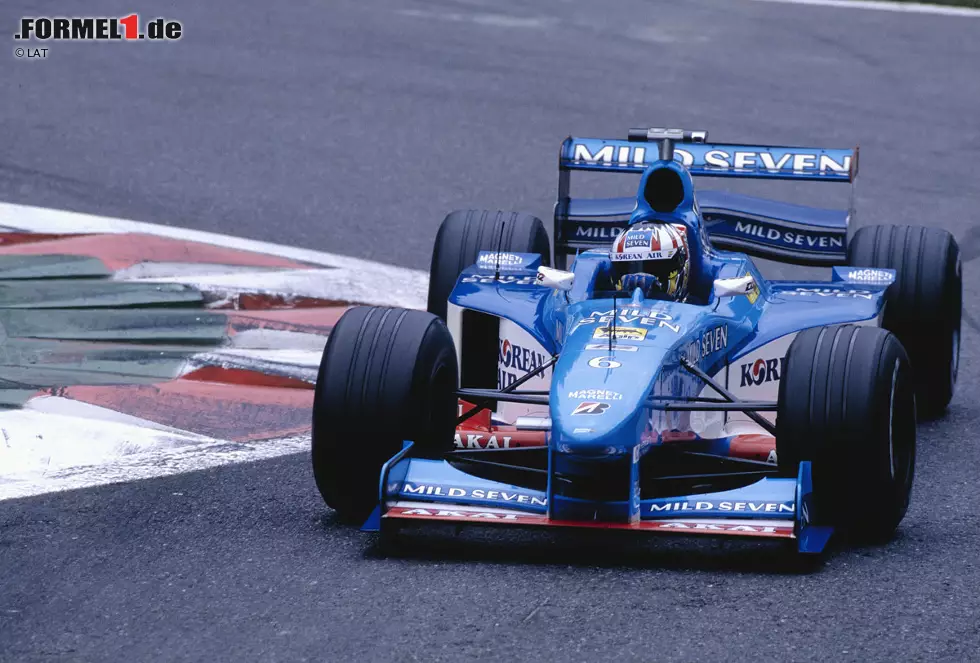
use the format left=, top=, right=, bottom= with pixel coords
left=536, top=266, right=575, bottom=291
left=713, top=275, right=759, bottom=301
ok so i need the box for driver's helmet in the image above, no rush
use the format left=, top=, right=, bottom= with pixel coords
left=610, top=222, right=690, bottom=301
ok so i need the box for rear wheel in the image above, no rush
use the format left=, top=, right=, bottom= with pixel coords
left=312, top=306, right=458, bottom=522
left=426, top=209, right=550, bottom=320
left=847, top=224, right=961, bottom=418
left=776, top=325, right=916, bottom=540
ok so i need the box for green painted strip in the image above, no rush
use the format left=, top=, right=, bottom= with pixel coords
left=0, top=309, right=228, bottom=345
left=0, top=365, right=168, bottom=388
left=0, top=255, right=111, bottom=280
left=0, top=388, right=42, bottom=409
left=0, top=340, right=198, bottom=386
left=0, top=280, right=203, bottom=309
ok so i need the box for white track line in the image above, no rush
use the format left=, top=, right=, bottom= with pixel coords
left=0, top=422, right=311, bottom=502
left=748, top=0, right=980, bottom=16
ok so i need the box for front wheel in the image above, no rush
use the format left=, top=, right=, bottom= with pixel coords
left=312, top=306, right=459, bottom=522
left=776, top=325, right=916, bottom=540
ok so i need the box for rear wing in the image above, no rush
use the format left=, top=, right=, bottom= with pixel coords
left=554, top=130, right=859, bottom=268
left=559, top=136, right=857, bottom=181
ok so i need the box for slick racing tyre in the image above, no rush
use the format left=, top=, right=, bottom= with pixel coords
left=848, top=224, right=962, bottom=418
left=312, top=306, right=458, bottom=523
left=426, top=209, right=551, bottom=320
left=776, top=325, right=916, bottom=541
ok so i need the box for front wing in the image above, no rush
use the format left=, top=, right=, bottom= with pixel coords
left=385, top=503, right=795, bottom=539
left=362, top=445, right=833, bottom=554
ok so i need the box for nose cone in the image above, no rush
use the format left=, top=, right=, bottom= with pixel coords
left=551, top=300, right=683, bottom=457
left=546, top=297, right=699, bottom=523
left=551, top=373, right=650, bottom=458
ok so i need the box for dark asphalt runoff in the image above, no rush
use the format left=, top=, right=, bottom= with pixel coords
left=2, top=0, right=980, bottom=661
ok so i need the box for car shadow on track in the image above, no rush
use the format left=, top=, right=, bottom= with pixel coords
left=318, top=510, right=919, bottom=576
left=347, top=521, right=829, bottom=575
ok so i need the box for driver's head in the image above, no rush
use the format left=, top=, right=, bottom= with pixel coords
left=610, top=222, right=690, bottom=301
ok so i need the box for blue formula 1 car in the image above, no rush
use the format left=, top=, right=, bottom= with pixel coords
left=312, top=128, right=962, bottom=554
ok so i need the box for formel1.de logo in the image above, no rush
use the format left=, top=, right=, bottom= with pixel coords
left=15, top=15, right=182, bottom=42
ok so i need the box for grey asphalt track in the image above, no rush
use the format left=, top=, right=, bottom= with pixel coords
left=2, top=0, right=980, bottom=661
